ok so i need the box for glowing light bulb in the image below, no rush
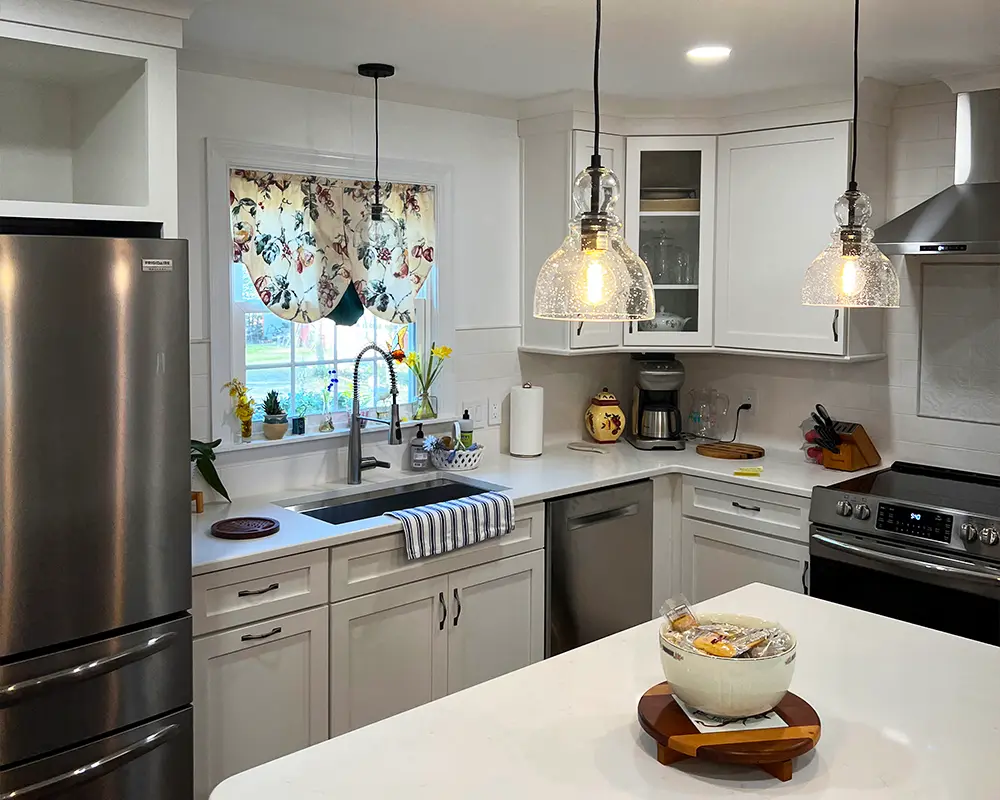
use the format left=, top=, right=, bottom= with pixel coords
left=584, top=253, right=607, bottom=305
left=840, top=257, right=860, bottom=296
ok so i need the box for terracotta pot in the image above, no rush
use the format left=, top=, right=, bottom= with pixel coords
left=262, top=419, right=288, bottom=440
left=585, top=387, right=625, bottom=443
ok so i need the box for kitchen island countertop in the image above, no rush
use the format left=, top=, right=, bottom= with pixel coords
left=209, top=583, right=1000, bottom=799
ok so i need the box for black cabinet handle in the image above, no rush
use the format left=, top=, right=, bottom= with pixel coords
left=628, top=321, right=633, bottom=334
left=802, top=561, right=810, bottom=594
left=732, top=501, right=761, bottom=513
left=832, top=309, right=840, bottom=343
left=241, top=626, right=281, bottom=642
left=453, top=588, right=462, bottom=627
left=238, top=582, right=279, bottom=597
left=577, top=322, right=584, bottom=336
left=439, top=592, right=447, bottom=630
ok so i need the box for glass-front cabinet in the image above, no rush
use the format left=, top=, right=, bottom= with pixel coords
left=624, top=137, right=716, bottom=347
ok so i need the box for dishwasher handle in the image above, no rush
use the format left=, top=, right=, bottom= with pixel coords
left=567, top=503, right=639, bottom=531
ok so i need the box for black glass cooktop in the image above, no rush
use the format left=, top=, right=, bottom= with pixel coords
left=832, top=462, right=1000, bottom=518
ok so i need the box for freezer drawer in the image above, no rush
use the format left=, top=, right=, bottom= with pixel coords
left=0, top=706, right=192, bottom=800
left=546, top=480, right=653, bottom=656
left=0, top=615, right=192, bottom=767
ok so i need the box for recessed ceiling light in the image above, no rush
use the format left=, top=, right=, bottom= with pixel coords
left=686, top=46, right=732, bottom=65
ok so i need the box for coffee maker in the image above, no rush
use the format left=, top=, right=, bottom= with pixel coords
left=625, top=355, right=685, bottom=451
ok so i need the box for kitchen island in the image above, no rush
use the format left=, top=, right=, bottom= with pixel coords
left=210, top=583, right=1000, bottom=799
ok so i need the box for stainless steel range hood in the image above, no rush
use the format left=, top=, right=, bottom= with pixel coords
left=875, top=89, right=1000, bottom=255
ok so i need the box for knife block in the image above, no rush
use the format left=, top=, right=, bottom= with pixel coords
left=822, top=422, right=880, bottom=472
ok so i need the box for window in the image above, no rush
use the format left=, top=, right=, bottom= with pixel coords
left=207, top=139, right=455, bottom=442
left=233, top=265, right=416, bottom=420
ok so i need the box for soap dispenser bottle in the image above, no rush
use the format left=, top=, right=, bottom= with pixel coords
left=409, top=424, right=430, bottom=471
left=459, top=410, right=474, bottom=448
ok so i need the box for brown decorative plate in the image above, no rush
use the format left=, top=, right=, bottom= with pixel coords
left=210, top=517, right=280, bottom=540
left=638, top=682, right=820, bottom=782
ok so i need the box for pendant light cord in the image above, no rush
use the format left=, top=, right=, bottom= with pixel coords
left=373, top=75, right=381, bottom=206
left=849, top=0, right=859, bottom=192
left=593, top=0, right=601, bottom=157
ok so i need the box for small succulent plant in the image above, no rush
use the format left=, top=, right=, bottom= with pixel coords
left=261, top=390, right=284, bottom=417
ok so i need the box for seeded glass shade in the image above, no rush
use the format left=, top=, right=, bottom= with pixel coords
left=802, top=190, right=899, bottom=308
left=534, top=165, right=655, bottom=321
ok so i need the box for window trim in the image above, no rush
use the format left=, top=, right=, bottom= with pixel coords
left=206, top=138, right=455, bottom=443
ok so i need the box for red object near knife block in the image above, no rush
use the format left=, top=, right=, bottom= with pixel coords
left=822, top=422, right=880, bottom=472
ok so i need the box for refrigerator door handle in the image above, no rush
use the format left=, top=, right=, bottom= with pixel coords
left=0, top=631, right=177, bottom=709
left=0, top=723, right=180, bottom=800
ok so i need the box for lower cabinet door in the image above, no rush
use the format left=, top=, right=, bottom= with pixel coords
left=447, top=550, right=545, bottom=694
left=193, top=605, right=329, bottom=800
left=681, top=518, right=808, bottom=603
left=329, top=575, right=449, bottom=737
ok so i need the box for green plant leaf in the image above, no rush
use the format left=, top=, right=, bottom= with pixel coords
left=196, top=456, right=231, bottom=502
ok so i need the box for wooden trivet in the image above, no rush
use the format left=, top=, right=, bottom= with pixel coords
left=637, top=682, right=820, bottom=782
left=210, top=517, right=280, bottom=540
left=696, top=442, right=765, bottom=459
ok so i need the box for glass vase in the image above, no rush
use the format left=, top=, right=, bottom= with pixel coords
left=240, top=418, right=252, bottom=442
left=414, top=392, right=438, bottom=420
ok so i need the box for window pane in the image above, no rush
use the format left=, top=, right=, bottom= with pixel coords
left=294, top=363, right=338, bottom=417
left=245, top=367, right=291, bottom=420
left=336, top=313, right=378, bottom=360
left=246, top=313, right=291, bottom=365
left=337, top=359, right=375, bottom=411
left=294, top=319, right=337, bottom=364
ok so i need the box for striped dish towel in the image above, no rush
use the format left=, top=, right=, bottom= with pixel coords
left=387, top=491, right=515, bottom=560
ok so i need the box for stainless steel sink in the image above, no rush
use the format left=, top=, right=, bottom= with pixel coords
left=282, top=478, right=506, bottom=526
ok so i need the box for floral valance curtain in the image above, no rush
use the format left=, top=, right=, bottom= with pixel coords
left=230, top=169, right=436, bottom=325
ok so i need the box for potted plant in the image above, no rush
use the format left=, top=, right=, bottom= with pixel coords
left=261, top=390, right=288, bottom=440
left=190, top=439, right=231, bottom=501
left=402, top=342, right=452, bottom=420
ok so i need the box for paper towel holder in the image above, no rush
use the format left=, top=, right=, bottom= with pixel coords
left=510, top=382, right=543, bottom=459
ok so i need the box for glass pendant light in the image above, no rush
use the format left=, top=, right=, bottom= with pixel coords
left=358, top=63, right=404, bottom=259
left=534, top=0, right=654, bottom=322
left=801, top=0, right=899, bottom=308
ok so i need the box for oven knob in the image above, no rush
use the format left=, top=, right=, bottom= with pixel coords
left=979, top=527, right=999, bottom=546
left=855, top=504, right=871, bottom=521
left=836, top=500, right=854, bottom=517
left=961, top=523, right=980, bottom=543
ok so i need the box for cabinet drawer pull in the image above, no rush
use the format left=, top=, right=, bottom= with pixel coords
left=453, top=588, right=462, bottom=627
left=241, top=626, right=282, bottom=642
left=732, top=501, right=761, bottom=513
left=832, top=309, right=840, bottom=343
left=577, top=322, right=584, bottom=336
left=567, top=503, right=639, bottom=531
left=238, top=582, right=279, bottom=597
left=439, top=592, right=447, bottom=631
left=802, top=561, right=810, bottom=593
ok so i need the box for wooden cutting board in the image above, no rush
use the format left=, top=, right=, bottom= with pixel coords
left=696, top=442, right=765, bottom=459
left=637, top=682, right=820, bottom=782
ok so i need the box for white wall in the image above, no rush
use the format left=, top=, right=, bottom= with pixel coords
left=0, top=76, right=73, bottom=201
left=685, top=82, right=1000, bottom=472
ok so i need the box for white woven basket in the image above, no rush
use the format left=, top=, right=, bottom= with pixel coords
left=430, top=447, right=485, bottom=471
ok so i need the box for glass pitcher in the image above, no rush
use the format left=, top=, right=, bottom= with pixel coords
left=688, top=388, right=730, bottom=439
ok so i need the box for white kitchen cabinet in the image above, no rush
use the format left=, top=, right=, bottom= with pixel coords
left=446, top=550, right=545, bottom=694
left=623, top=136, right=717, bottom=348
left=681, top=518, right=809, bottom=603
left=0, top=23, right=178, bottom=234
left=329, top=576, right=449, bottom=737
left=714, top=123, right=884, bottom=357
left=521, top=128, right=626, bottom=353
left=193, top=606, right=329, bottom=800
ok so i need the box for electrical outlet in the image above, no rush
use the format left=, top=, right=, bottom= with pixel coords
left=488, top=397, right=502, bottom=426
left=462, top=399, right=486, bottom=430
left=740, top=389, right=759, bottom=417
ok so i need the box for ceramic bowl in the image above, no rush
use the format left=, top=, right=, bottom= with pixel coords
left=658, top=612, right=797, bottom=718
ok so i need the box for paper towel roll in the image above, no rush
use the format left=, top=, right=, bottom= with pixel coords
left=510, top=383, right=544, bottom=457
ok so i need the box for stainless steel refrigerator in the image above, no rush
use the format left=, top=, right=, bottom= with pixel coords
left=0, top=231, right=192, bottom=799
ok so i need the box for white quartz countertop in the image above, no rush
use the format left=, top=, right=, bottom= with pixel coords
left=210, top=583, right=1000, bottom=799
left=192, top=444, right=864, bottom=574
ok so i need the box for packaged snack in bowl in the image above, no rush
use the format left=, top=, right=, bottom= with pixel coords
left=693, top=628, right=768, bottom=658
left=661, top=595, right=699, bottom=633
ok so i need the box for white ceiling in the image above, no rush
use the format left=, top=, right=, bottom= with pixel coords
left=183, top=0, right=1000, bottom=102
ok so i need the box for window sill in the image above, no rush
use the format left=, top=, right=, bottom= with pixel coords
left=215, top=415, right=460, bottom=454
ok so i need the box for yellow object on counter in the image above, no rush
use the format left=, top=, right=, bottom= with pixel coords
left=734, top=465, right=764, bottom=477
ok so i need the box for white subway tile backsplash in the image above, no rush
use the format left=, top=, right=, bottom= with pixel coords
left=890, top=105, right=941, bottom=142
left=190, top=373, right=210, bottom=409
left=886, top=332, right=919, bottom=361
left=893, top=82, right=956, bottom=108
left=888, top=359, right=918, bottom=388
left=892, top=168, right=938, bottom=197
left=891, top=138, right=955, bottom=172
left=191, top=341, right=210, bottom=376
left=934, top=166, right=955, bottom=191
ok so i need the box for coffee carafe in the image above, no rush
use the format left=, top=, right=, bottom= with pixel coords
left=625, top=355, right=686, bottom=451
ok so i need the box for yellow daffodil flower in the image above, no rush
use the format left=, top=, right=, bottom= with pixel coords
left=431, top=346, right=453, bottom=359
left=405, top=352, right=418, bottom=369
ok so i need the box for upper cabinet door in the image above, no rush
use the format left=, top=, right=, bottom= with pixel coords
left=715, top=123, right=850, bottom=355
left=623, top=136, right=717, bottom=348
left=570, top=131, right=625, bottom=350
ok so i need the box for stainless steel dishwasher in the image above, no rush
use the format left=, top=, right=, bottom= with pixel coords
left=546, top=480, right=653, bottom=656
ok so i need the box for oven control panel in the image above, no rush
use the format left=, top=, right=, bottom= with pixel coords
left=876, top=503, right=952, bottom=543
